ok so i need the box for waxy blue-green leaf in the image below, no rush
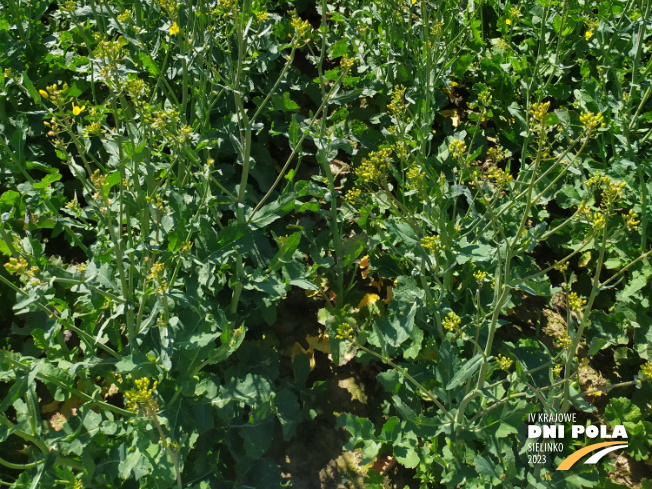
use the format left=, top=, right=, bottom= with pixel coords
left=446, top=353, right=486, bottom=390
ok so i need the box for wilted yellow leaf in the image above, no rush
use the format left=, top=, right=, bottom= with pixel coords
left=360, top=255, right=369, bottom=279
left=290, top=332, right=330, bottom=370
left=441, top=109, right=460, bottom=127
left=358, top=293, right=380, bottom=309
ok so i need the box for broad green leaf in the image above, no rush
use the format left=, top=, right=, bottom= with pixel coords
left=337, top=413, right=382, bottom=464
left=394, top=430, right=419, bottom=468
left=240, top=416, right=274, bottom=459
left=274, top=389, right=303, bottom=441
left=604, top=397, right=641, bottom=425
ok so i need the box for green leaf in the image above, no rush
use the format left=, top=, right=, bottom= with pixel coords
left=27, top=459, right=45, bottom=489
left=114, top=353, right=151, bottom=373
left=394, top=430, right=419, bottom=468
left=0, top=372, right=29, bottom=414
left=340, top=233, right=366, bottom=269
left=337, top=413, right=382, bottom=464
left=386, top=219, right=418, bottom=247
left=268, top=232, right=301, bottom=272
left=192, top=403, right=215, bottom=435
left=139, top=52, right=159, bottom=75
left=474, top=454, right=501, bottom=482
left=452, top=54, right=475, bottom=78
left=446, top=353, right=485, bottom=390
left=555, top=184, right=582, bottom=208
left=495, top=423, right=519, bottom=438
left=626, top=420, right=652, bottom=461
left=31, top=328, right=48, bottom=350
left=204, top=326, right=245, bottom=366
left=374, top=277, right=423, bottom=347
left=119, top=447, right=142, bottom=479
left=275, top=389, right=303, bottom=441
left=32, top=171, right=62, bottom=189
left=82, top=407, right=102, bottom=434
left=604, top=398, right=641, bottom=425
left=246, top=193, right=296, bottom=228
left=616, top=270, right=648, bottom=302
left=586, top=310, right=628, bottom=352
left=22, top=72, right=40, bottom=102
left=241, top=416, right=274, bottom=459
left=329, top=38, right=350, bottom=58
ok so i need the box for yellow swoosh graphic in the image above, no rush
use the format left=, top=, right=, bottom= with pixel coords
left=557, top=441, right=628, bottom=470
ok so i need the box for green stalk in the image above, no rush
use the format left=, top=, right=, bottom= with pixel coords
left=311, top=0, right=345, bottom=307
left=229, top=1, right=253, bottom=321
left=475, top=138, right=545, bottom=394
left=248, top=69, right=353, bottom=221
left=561, top=216, right=610, bottom=411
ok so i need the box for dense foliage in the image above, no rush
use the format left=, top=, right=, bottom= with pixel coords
left=1, top=0, right=652, bottom=487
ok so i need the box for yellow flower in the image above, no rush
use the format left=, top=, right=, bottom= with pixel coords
left=72, top=103, right=85, bottom=116
left=496, top=354, right=513, bottom=371
left=443, top=312, right=461, bottom=332
left=585, top=30, right=593, bottom=41
left=290, top=10, right=311, bottom=44
left=567, top=292, right=586, bottom=312
left=624, top=209, right=640, bottom=231
left=449, top=139, right=467, bottom=159
left=420, top=236, right=440, bottom=253
left=39, top=89, right=49, bottom=99
left=4, top=256, right=28, bottom=275
left=506, top=18, right=512, bottom=25
left=579, top=111, right=605, bottom=130
left=340, top=55, right=355, bottom=71
left=558, top=331, right=572, bottom=348
left=148, top=261, right=165, bottom=282
left=169, top=22, right=179, bottom=35
left=345, top=187, right=363, bottom=205
left=125, top=378, right=159, bottom=413
left=640, top=362, right=652, bottom=381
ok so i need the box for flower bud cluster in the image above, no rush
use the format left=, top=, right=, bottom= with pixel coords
left=420, top=235, right=440, bottom=253
left=449, top=139, right=466, bottom=159
left=345, top=187, right=363, bottom=205
left=4, top=256, right=28, bottom=275
left=487, top=167, right=513, bottom=187
left=406, top=166, right=425, bottom=193
left=355, top=147, right=392, bottom=183
left=580, top=111, right=605, bottom=131
left=388, top=85, right=407, bottom=117
left=125, top=378, right=159, bottom=413
left=496, top=354, right=513, bottom=371
left=336, top=322, right=355, bottom=340
left=567, top=292, right=586, bottom=312
left=443, top=312, right=461, bottom=332
left=529, top=101, right=550, bottom=124
left=290, top=10, right=311, bottom=45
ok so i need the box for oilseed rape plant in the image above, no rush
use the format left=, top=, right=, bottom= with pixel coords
left=0, top=0, right=651, bottom=488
